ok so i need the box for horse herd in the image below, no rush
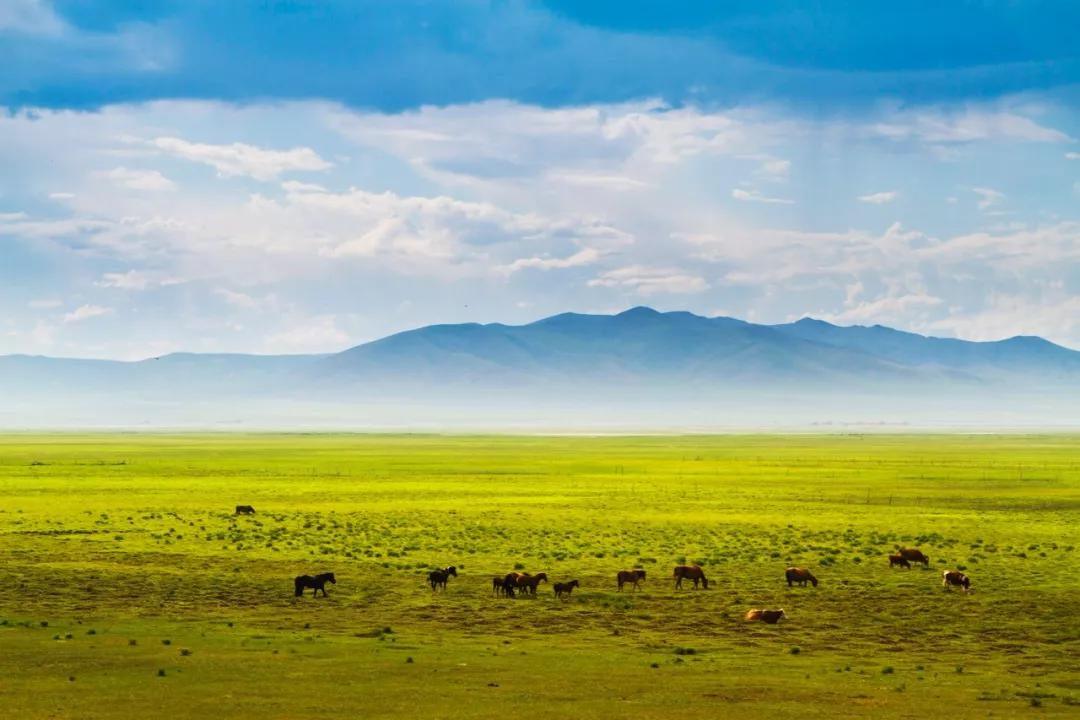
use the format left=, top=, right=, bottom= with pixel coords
left=289, top=546, right=974, bottom=611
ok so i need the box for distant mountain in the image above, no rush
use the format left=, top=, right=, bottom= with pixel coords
left=2, top=308, right=1078, bottom=428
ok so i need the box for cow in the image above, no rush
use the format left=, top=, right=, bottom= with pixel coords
left=897, top=548, right=930, bottom=566
left=888, top=554, right=911, bottom=569
left=942, top=570, right=971, bottom=593
left=234, top=505, right=256, bottom=515
left=745, top=608, right=785, bottom=624
left=785, top=567, right=818, bottom=587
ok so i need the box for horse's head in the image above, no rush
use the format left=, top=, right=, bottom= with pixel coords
left=571, top=579, right=579, bottom=588
left=327, top=573, right=337, bottom=584
left=810, top=576, right=819, bottom=587
left=537, top=572, right=548, bottom=582
left=448, top=566, right=458, bottom=576
left=701, top=577, right=709, bottom=589
left=638, top=569, right=646, bottom=580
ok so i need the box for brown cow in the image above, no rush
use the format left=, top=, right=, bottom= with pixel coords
left=897, top=548, right=930, bottom=566
left=888, top=554, right=911, bottom=569
left=942, top=570, right=971, bottom=593
left=617, top=569, right=646, bottom=591
left=785, top=567, right=818, bottom=588
left=553, top=579, right=579, bottom=599
left=673, top=565, right=708, bottom=589
left=745, top=608, right=785, bottom=624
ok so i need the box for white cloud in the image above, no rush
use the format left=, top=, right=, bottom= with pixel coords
left=732, top=188, right=793, bottom=204
left=28, top=299, right=62, bottom=310
left=266, top=316, right=350, bottom=353
left=587, top=266, right=709, bottom=296
left=96, top=270, right=182, bottom=291
left=505, top=247, right=602, bottom=272
left=1065, top=152, right=1080, bottom=161
left=869, top=108, right=1072, bottom=145
left=63, top=305, right=113, bottom=323
left=858, top=191, right=898, bottom=205
left=0, top=0, right=65, bottom=36
left=151, top=137, right=332, bottom=180
left=972, top=187, right=1005, bottom=210
left=99, top=167, right=175, bottom=191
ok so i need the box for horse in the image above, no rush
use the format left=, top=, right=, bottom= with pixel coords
left=554, top=580, right=579, bottom=598
left=500, top=573, right=523, bottom=597
left=888, top=554, right=911, bottom=569
left=294, top=572, right=336, bottom=597
left=785, top=567, right=818, bottom=588
left=617, top=569, right=646, bottom=591
left=493, top=576, right=507, bottom=595
left=673, top=565, right=708, bottom=589
left=745, top=608, right=785, bottom=624
left=897, top=548, right=930, bottom=566
left=515, top=572, right=548, bottom=595
left=942, top=570, right=971, bottom=593
left=428, top=566, right=457, bottom=591
left=234, top=505, right=255, bottom=515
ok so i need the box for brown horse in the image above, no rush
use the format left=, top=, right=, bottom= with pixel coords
left=888, top=554, right=911, bottom=569
left=785, top=567, right=818, bottom=588
left=942, top=570, right=971, bottom=593
left=673, top=565, right=708, bottom=589
left=745, top=608, right=785, bottom=624
left=617, top=569, right=646, bottom=591
left=897, top=548, right=930, bottom=566
left=515, top=572, right=549, bottom=595
left=554, top=579, right=579, bottom=598
left=234, top=505, right=255, bottom=515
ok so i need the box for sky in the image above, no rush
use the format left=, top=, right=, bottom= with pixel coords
left=1, top=0, right=1079, bottom=359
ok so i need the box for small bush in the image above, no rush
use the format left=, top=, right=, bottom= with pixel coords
left=157, top=669, right=166, bottom=677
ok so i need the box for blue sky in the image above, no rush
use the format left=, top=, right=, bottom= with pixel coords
left=1, top=0, right=1079, bottom=358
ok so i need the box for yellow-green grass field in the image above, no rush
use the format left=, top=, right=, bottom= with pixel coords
left=1, top=434, right=1078, bottom=718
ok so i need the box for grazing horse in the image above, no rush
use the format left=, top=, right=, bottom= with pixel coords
left=428, top=566, right=457, bottom=591
left=294, top=572, right=336, bottom=597
left=942, top=570, right=971, bottom=593
left=897, top=548, right=930, bottom=566
left=515, top=572, right=549, bottom=595
left=234, top=505, right=255, bottom=515
left=888, top=554, right=911, bottom=569
left=617, top=569, right=646, bottom=591
left=785, top=567, right=819, bottom=588
left=745, top=608, right=786, bottom=624
left=554, top=580, right=579, bottom=598
left=493, top=576, right=507, bottom=595
left=673, top=565, right=708, bottom=589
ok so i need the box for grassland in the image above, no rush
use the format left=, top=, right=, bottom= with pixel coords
left=1, top=433, right=1078, bottom=718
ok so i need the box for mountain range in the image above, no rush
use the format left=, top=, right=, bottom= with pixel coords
left=2, top=307, right=1078, bottom=428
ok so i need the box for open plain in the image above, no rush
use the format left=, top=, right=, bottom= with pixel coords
left=1, top=433, right=1078, bottom=718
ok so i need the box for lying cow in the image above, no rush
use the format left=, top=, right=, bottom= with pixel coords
left=745, top=608, right=786, bottom=624
left=942, top=570, right=971, bottom=593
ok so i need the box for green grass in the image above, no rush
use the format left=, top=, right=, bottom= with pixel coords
left=1, top=433, right=1078, bottom=718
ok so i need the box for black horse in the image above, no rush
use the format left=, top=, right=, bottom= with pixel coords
left=428, top=566, right=457, bottom=591
left=235, top=505, right=256, bottom=515
left=294, top=572, right=336, bottom=597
